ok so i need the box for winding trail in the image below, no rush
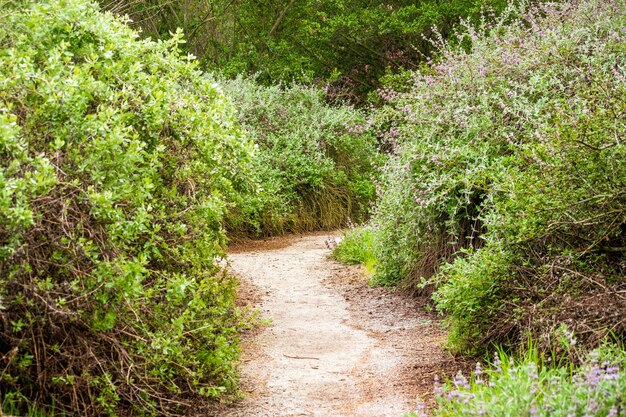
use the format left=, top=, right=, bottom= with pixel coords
left=221, top=233, right=454, bottom=417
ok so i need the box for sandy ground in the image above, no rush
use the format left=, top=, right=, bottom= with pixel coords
left=215, top=233, right=463, bottom=417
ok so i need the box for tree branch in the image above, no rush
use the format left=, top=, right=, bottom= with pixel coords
left=268, top=0, right=296, bottom=37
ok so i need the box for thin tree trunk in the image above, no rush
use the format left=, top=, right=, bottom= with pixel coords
left=268, top=0, right=295, bottom=37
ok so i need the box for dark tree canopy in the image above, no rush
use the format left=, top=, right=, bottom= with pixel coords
left=101, top=0, right=508, bottom=101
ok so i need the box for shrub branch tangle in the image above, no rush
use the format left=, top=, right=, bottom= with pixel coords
left=370, top=0, right=626, bottom=354
left=0, top=1, right=253, bottom=415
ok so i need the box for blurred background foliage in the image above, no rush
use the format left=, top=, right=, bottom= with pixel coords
left=99, top=0, right=508, bottom=102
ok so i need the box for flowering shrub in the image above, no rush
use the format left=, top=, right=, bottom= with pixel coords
left=218, top=76, right=380, bottom=236
left=0, top=0, right=253, bottom=415
left=369, top=0, right=626, bottom=353
left=415, top=346, right=626, bottom=417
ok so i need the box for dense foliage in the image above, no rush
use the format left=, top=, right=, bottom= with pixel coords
left=415, top=345, right=626, bottom=417
left=218, top=77, right=379, bottom=236
left=99, top=0, right=508, bottom=101
left=0, top=1, right=253, bottom=415
left=362, top=0, right=626, bottom=354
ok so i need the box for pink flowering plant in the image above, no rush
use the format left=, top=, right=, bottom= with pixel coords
left=369, top=0, right=626, bottom=354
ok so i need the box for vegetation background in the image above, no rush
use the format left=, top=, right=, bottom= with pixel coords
left=1, top=0, right=625, bottom=416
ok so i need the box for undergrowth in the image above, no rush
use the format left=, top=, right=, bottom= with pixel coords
left=332, top=226, right=376, bottom=273
left=406, top=343, right=626, bottom=417
left=1, top=393, right=60, bottom=417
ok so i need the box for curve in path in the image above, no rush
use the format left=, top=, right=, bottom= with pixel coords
left=222, top=233, right=451, bottom=417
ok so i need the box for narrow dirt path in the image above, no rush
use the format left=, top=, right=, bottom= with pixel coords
left=220, top=233, right=458, bottom=417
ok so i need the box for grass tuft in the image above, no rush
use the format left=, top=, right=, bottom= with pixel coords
left=333, top=226, right=376, bottom=274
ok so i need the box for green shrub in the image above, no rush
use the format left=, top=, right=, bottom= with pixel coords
left=370, top=0, right=626, bottom=353
left=0, top=1, right=253, bottom=415
left=218, top=76, right=381, bottom=237
left=416, top=345, right=626, bottom=417
left=333, top=226, right=376, bottom=270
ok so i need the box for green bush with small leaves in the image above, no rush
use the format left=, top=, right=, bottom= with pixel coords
left=0, top=1, right=253, bottom=415
left=218, top=76, right=380, bottom=237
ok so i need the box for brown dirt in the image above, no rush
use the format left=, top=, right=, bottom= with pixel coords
left=212, top=233, right=468, bottom=417
left=227, top=231, right=330, bottom=254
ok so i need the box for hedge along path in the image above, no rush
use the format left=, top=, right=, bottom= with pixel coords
left=220, top=233, right=455, bottom=417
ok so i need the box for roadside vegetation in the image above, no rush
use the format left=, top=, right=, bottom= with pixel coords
left=217, top=77, right=380, bottom=237
left=332, top=226, right=376, bottom=274
left=337, top=0, right=626, bottom=414
left=408, top=344, right=626, bottom=417
left=364, top=0, right=626, bottom=355
left=0, top=1, right=252, bottom=415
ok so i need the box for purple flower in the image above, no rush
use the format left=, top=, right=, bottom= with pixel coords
left=413, top=402, right=428, bottom=417
left=493, top=352, right=502, bottom=370
left=434, top=374, right=443, bottom=395
left=475, top=362, right=483, bottom=375
left=454, top=370, right=470, bottom=390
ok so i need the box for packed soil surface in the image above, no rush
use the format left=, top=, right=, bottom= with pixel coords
left=216, top=233, right=466, bottom=417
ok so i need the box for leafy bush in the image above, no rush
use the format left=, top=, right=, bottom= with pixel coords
left=333, top=226, right=376, bottom=270
left=218, top=76, right=380, bottom=237
left=0, top=1, right=253, bottom=415
left=416, top=345, right=626, bottom=417
left=370, top=0, right=626, bottom=353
